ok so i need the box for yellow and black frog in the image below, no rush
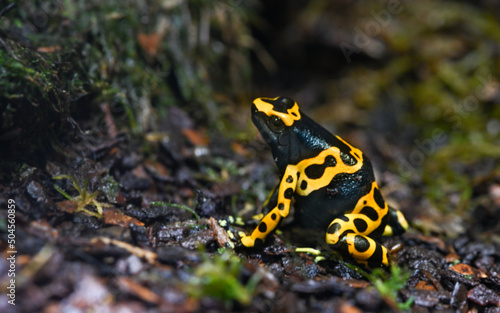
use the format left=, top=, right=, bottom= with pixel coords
left=241, top=96, right=408, bottom=267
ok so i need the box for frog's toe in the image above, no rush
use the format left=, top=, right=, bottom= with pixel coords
left=241, top=235, right=255, bottom=247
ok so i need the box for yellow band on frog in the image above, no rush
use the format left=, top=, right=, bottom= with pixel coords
left=253, top=97, right=301, bottom=126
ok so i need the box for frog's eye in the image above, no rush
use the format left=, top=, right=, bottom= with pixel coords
left=269, top=116, right=285, bottom=132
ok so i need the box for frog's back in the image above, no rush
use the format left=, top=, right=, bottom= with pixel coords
left=293, top=154, right=376, bottom=231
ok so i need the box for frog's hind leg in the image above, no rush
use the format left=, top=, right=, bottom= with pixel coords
left=325, top=214, right=390, bottom=267
left=382, top=207, right=409, bottom=237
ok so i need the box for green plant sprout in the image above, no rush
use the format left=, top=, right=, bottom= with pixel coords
left=341, top=262, right=413, bottom=310
left=150, top=201, right=200, bottom=223
left=186, top=250, right=261, bottom=307
left=368, top=265, right=414, bottom=311
left=53, top=175, right=111, bottom=218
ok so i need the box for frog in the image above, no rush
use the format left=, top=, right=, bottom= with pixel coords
left=241, top=96, right=408, bottom=267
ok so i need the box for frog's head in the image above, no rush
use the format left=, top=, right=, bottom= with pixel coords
left=251, top=97, right=304, bottom=171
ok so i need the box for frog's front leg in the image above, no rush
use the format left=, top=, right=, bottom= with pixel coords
left=325, top=214, right=390, bottom=267
left=241, top=165, right=298, bottom=247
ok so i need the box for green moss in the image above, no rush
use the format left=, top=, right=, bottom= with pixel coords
left=0, top=0, right=256, bottom=181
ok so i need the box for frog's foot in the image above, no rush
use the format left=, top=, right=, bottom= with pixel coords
left=218, top=213, right=279, bottom=248
left=382, top=207, right=409, bottom=236
left=325, top=214, right=389, bottom=267
left=241, top=235, right=257, bottom=247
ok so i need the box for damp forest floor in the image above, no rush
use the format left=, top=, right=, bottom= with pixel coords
left=1, top=1, right=500, bottom=313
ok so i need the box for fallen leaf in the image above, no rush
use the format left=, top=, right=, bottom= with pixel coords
left=182, top=128, right=209, bottom=146
left=231, top=141, right=249, bottom=156
left=450, top=263, right=487, bottom=278
left=207, top=216, right=231, bottom=248
left=445, top=252, right=460, bottom=263
left=415, top=280, right=436, bottom=291
left=132, top=165, right=150, bottom=180
left=340, top=301, right=362, bottom=313
left=18, top=255, right=31, bottom=266
left=56, top=200, right=78, bottom=213
left=100, top=102, right=118, bottom=138
left=30, top=220, right=59, bottom=238
left=117, top=277, right=162, bottom=304
left=116, top=191, right=127, bottom=206
left=91, top=237, right=157, bottom=264
left=344, top=279, right=371, bottom=289
left=137, top=33, right=162, bottom=56
left=102, top=207, right=145, bottom=227
left=37, top=46, right=61, bottom=53
left=144, top=159, right=170, bottom=176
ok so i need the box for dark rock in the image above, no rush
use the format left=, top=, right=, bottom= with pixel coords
left=450, top=283, right=468, bottom=313
left=156, top=246, right=201, bottom=265
left=400, top=289, right=450, bottom=307
left=467, top=284, right=500, bottom=306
